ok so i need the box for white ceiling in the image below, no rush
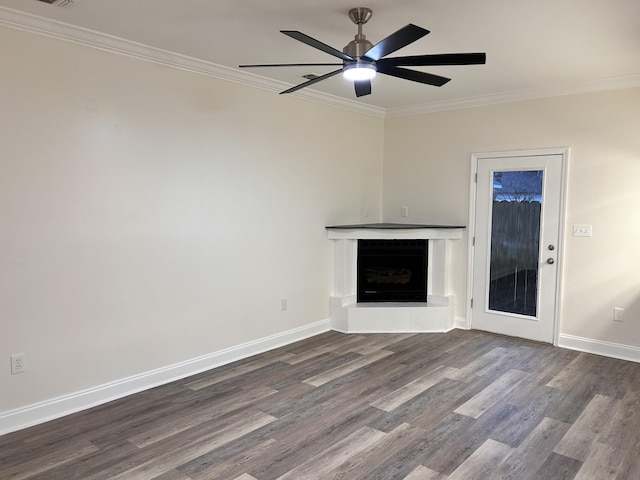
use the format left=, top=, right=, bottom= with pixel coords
left=2, top=0, right=640, bottom=113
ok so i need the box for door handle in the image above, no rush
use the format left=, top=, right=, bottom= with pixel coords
left=546, top=258, right=555, bottom=264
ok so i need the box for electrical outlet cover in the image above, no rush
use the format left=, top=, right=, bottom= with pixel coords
left=614, top=307, right=624, bottom=322
left=10, top=353, right=26, bottom=375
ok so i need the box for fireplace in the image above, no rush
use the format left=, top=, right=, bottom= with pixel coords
left=357, top=239, right=427, bottom=302
left=327, top=223, right=464, bottom=333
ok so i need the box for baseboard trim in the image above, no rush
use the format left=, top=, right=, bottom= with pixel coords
left=558, top=333, right=640, bottom=363
left=0, top=319, right=331, bottom=435
left=454, top=317, right=469, bottom=330
left=7, top=325, right=634, bottom=435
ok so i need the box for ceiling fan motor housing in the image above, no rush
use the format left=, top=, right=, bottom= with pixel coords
left=343, top=36, right=373, bottom=59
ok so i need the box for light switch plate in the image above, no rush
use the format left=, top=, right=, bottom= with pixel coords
left=573, top=224, right=592, bottom=237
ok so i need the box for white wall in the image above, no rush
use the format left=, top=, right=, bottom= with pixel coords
left=0, top=25, right=383, bottom=418
left=383, top=88, right=640, bottom=347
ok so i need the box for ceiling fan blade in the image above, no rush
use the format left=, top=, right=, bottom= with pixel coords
left=364, top=24, right=430, bottom=61
left=377, top=65, right=451, bottom=87
left=378, top=52, right=486, bottom=67
left=239, top=62, right=344, bottom=68
left=281, top=31, right=355, bottom=62
left=279, top=68, right=344, bottom=95
left=354, top=80, right=372, bottom=97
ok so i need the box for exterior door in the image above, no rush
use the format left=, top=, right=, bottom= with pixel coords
left=471, top=152, right=564, bottom=343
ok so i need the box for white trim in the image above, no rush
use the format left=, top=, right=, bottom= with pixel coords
left=2, top=6, right=639, bottom=119
left=465, top=156, right=479, bottom=331
left=0, top=319, right=331, bottom=436
left=0, top=7, right=385, bottom=118
left=467, top=147, right=569, bottom=344
left=558, top=334, right=640, bottom=364
left=385, top=75, right=640, bottom=117
left=554, top=149, right=570, bottom=346
left=471, top=147, right=571, bottom=160
left=327, top=227, right=464, bottom=240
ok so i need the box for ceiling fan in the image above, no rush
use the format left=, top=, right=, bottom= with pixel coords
left=239, top=7, right=486, bottom=98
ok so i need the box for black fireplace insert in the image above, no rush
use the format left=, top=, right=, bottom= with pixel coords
left=357, top=239, right=428, bottom=302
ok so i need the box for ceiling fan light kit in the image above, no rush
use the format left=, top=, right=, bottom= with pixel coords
left=239, top=7, right=486, bottom=98
left=343, top=63, right=376, bottom=81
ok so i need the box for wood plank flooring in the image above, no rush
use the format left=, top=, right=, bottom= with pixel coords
left=2, top=329, right=640, bottom=479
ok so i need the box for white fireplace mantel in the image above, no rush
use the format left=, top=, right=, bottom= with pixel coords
left=327, top=223, right=464, bottom=333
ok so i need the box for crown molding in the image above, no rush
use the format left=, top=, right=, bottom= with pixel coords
left=0, top=6, right=385, bottom=118
left=386, top=73, right=640, bottom=117
left=2, top=6, right=638, bottom=119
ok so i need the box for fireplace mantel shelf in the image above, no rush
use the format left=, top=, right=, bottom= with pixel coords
left=326, top=223, right=465, bottom=229
left=327, top=223, right=464, bottom=241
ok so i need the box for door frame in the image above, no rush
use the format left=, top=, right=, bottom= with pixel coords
left=465, top=147, right=569, bottom=345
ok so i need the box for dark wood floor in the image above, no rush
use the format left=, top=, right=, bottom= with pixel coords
left=2, top=329, right=640, bottom=479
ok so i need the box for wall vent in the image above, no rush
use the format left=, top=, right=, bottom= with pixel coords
left=37, top=0, right=74, bottom=6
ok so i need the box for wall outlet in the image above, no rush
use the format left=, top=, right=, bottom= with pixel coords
left=281, top=299, right=288, bottom=311
left=613, top=307, right=624, bottom=322
left=10, top=353, right=26, bottom=375
left=364, top=207, right=369, bottom=217
left=401, top=206, right=409, bottom=217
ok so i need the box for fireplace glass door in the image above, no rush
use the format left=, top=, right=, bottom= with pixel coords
left=357, top=240, right=427, bottom=302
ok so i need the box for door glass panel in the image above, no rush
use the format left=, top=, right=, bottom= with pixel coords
left=488, top=170, right=543, bottom=316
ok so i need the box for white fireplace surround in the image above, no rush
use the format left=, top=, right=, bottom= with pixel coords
left=327, top=224, right=464, bottom=333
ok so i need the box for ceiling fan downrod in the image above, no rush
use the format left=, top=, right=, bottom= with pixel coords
left=343, top=7, right=374, bottom=59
